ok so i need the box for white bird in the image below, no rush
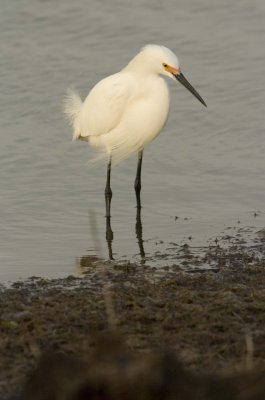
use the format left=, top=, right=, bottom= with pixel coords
left=64, top=44, right=206, bottom=217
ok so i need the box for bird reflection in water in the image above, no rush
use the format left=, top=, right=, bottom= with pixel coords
left=105, top=210, right=145, bottom=262
left=105, top=216, right=114, bottom=260
left=105, top=167, right=145, bottom=262
left=135, top=207, right=145, bottom=260
left=78, top=201, right=145, bottom=275
left=104, top=203, right=145, bottom=264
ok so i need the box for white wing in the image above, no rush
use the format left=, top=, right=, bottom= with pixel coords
left=78, top=72, right=133, bottom=139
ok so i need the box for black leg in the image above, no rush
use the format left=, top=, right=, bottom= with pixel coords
left=105, top=158, right=112, bottom=218
left=134, top=150, right=143, bottom=209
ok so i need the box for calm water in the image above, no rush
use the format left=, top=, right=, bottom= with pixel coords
left=1, top=0, right=265, bottom=281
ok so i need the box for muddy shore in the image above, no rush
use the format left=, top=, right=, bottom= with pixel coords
left=1, top=236, right=265, bottom=399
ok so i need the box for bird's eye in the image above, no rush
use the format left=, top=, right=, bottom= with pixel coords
left=163, top=63, right=168, bottom=68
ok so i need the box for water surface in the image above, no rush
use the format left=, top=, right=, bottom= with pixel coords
left=1, top=0, right=265, bottom=281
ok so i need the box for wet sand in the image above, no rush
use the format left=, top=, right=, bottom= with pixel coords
left=1, top=234, right=265, bottom=399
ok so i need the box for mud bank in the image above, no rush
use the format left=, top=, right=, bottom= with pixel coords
left=1, top=240, right=265, bottom=399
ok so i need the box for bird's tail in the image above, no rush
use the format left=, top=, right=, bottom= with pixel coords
left=63, top=89, right=83, bottom=140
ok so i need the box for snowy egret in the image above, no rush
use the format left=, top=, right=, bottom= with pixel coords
left=64, top=44, right=206, bottom=217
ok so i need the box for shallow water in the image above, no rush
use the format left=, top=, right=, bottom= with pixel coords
left=1, top=0, right=265, bottom=281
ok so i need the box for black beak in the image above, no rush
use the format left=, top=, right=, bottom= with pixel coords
left=174, top=72, right=207, bottom=107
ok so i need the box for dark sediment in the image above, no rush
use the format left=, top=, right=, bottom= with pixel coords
left=1, top=238, right=265, bottom=399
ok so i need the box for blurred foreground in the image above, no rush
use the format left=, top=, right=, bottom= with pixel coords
left=1, top=241, right=265, bottom=399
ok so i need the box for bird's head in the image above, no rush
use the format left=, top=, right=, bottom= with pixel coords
left=139, top=44, right=207, bottom=107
